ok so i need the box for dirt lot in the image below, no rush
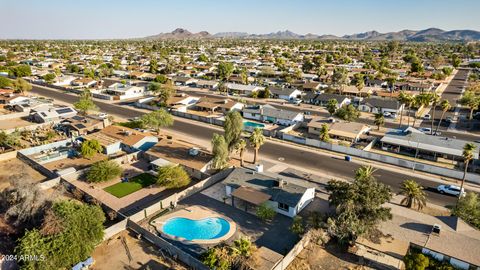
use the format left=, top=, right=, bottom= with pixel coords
left=0, top=158, right=47, bottom=191
left=288, top=242, right=372, bottom=270
left=92, top=230, right=188, bottom=270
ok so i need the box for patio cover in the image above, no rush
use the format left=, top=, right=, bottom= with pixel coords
left=231, top=186, right=271, bottom=206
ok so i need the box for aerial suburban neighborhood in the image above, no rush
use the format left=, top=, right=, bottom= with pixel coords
left=1, top=1, right=480, bottom=270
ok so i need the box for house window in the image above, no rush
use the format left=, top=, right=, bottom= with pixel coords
left=278, top=202, right=289, bottom=211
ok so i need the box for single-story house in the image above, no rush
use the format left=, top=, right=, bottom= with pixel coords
left=173, top=76, right=198, bottom=86
left=194, top=79, right=219, bottom=90
left=52, top=75, right=76, bottom=86
left=31, top=106, right=77, bottom=123
left=358, top=98, right=404, bottom=115
left=105, top=83, right=145, bottom=100
left=380, top=128, right=480, bottom=162
left=225, top=83, right=264, bottom=96
left=302, top=82, right=322, bottom=91
left=304, top=93, right=351, bottom=108
left=223, top=167, right=316, bottom=218
left=243, top=104, right=303, bottom=126
left=71, top=77, right=97, bottom=88
left=307, top=117, right=371, bottom=142
left=193, top=97, right=244, bottom=114
left=59, top=115, right=109, bottom=136
left=84, top=125, right=158, bottom=154
left=269, top=87, right=303, bottom=101
left=144, top=136, right=213, bottom=179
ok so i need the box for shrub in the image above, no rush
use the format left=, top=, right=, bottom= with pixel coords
left=156, top=165, right=191, bottom=189
left=86, top=159, right=123, bottom=183
left=256, top=202, right=276, bottom=221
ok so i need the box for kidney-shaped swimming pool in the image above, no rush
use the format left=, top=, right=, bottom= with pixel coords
left=161, top=217, right=231, bottom=241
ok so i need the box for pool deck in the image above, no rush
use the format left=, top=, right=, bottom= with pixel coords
left=151, top=205, right=237, bottom=245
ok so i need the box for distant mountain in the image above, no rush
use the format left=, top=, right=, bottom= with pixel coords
left=144, top=28, right=480, bottom=41
left=145, top=28, right=212, bottom=40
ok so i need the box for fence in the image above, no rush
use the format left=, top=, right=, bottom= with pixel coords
left=127, top=219, right=209, bottom=270
left=3, top=120, right=60, bottom=135
left=0, top=111, right=29, bottom=121
left=129, top=168, right=233, bottom=222
left=103, top=218, right=129, bottom=240
left=171, top=110, right=225, bottom=126
left=37, top=177, right=61, bottom=190
left=272, top=231, right=312, bottom=270
left=282, top=133, right=480, bottom=183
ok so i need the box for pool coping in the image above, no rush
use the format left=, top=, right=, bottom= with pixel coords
left=152, top=206, right=237, bottom=245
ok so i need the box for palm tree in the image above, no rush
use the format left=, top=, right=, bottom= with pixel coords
left=319, top=124, right=330, bottom=142
left=397, top=91, right=408, bottom=128
left=404, top=93, right=414, bottom=127
left=400, top=179, right=427, bottom=210
left=434, top=100, right=451, bottom=135
left=374, top=113, right=385, bottom=130
left=355, top=165, right=376, bottom=181
left=234, top=139, right=247, bottom=167
left=249, top=128, right=265, bottom=164
left=231, top=237, right=256, bottom=258
left=430, top=93, right=440, bottom=135
left=459, top=143, right=477, bottom=201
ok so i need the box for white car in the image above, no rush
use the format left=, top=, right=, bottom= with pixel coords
left=97, top=113, right=109, bottom=119
left=437, top=184, right=466, bottom=197
left=418, top=127, right=432, bottom=134
left=423, top=114, right=431, bottom=120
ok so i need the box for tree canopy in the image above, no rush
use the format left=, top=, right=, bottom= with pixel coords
left=156, top=165, right=191, bottom=189
left=73, top=90, right=98, bottom=115
left=224, top=111, right=244, bottom=153
left=140, top=109, right=174, bottom=134
left=86, top=159, right=123, bottom=183
left=16, top=200, right=105, bottom=270
left=211, top=133, right=229, bottom=170
left=326, top=166, right=392, bottom=244
left=80, top=139, right=102, bottom=159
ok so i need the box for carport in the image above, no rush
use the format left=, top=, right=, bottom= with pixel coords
left=231, top=186, right=271, bottom=212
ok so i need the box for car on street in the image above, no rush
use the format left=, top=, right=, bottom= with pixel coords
left=437, top=184, right=466, bottom=197
left=418, top=127, right=432, bottom=134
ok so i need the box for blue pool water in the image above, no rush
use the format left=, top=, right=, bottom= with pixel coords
left=244, top=121, right=265, bottom=129
left=162, top=217, right=230, bottom=240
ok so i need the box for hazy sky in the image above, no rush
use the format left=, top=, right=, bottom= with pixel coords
left=2, top=0, right=479, bottom=39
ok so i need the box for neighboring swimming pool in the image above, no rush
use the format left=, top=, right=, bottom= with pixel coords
left=162, top=217, right=230, bottom=241
left=244, top=121, right=265, bottom=129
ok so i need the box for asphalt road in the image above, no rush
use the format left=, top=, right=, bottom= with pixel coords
left=176, top=82, right=479, bottom=141
left=30, top=85, right=463, bottom=207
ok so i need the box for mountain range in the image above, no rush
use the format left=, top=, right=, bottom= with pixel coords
left=144, top=28, right=480, bottom=41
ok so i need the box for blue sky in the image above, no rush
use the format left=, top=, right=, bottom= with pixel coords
left=2, top=0, right=479, bottom=39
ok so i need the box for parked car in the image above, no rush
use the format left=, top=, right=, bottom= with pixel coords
left=418, top=127, right=432, bottom=134
left=423, top=114, right=431, bottom=120
left=437, top=184, right=466, bottom=197
left=445, top=116, right=453, bottom=123
left=97, top=113, right=109, bottom=119
left=383, top=112, right=392, bottom=118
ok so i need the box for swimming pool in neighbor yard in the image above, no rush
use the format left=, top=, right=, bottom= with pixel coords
left=243, top=121, right=265, bottom=129
left=161, top=217, right=230, bottom=241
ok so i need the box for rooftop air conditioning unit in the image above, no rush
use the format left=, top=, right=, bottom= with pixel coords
left=188, top=148, right=199, bottom=156
left=432, top=224, right=441, bottom=235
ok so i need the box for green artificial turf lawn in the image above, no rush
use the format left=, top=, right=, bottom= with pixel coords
left=103, top=173, right=157, bottom=198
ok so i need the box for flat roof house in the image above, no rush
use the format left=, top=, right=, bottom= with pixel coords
left=144, top=136, right=213, bottom=179
left=31, top=106, right=77, bottom=123
left=262, top=105, right=304, bottom=126
left=194, top=79, right=219, bottom=90
left=84, top=125, right=158, bottom=155
left=173, top=76, right=198, bottom=86
left=105, top=83, right=145, bottom=100
left=380, top=128, right=480, bottom=162
left=223, top=167, right=315, bottom=218
left=304, top=93, right=351, bottom=108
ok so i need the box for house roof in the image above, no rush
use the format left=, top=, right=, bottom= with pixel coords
left=223, top=167, right=313, bottom=207
left=231, top=186, right=271, bottom=205
left=380, top=128, right=480, bottom=159
left=262, top=105, right=302, bottom=121
left=196, top=96, right=242, bottom=110
left=225, top=83, right=263, bottom=92
left=269, top=87, right=301, bottom=96
left=145, top=136, right=213, bottom=171
left=361, top=97, right=401, bottom=110
left=307, top=117, right=369, bottom=140
left=96, top=125, right=151, bottom=147
left=314, top=93, right=349, bottom=103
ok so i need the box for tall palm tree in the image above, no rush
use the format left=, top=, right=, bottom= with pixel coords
left=400, top=179, right=427, bottom=210
left=374, top=113, right=385, bottom=130
left=249, top=128, right=265, bottom=164
left=459, top=143, right=477, bottom=201
left=355, top=165, right=377, bottom=181
left=404, top=93, right=414, bottom=127
left=434, top=100, right=451, bottom=135
left=397, top=91, right=408, bottom=128
left=234, top=139, right=247, bottom=167
left=319, top=124, right=330, bottom=142
left=430, top=93, right=440, bottom=135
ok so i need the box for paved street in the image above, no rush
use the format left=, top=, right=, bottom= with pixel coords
left=30, top=85, right=469, bottom=207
